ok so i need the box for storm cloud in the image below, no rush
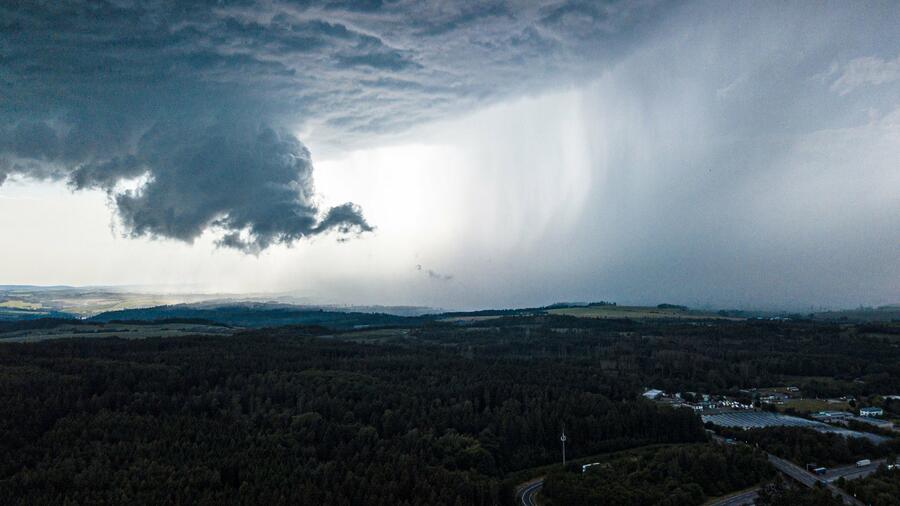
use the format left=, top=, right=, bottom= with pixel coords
left=0, top=1, right=665, bottom=251
left=1, top=1, right=898, bottom=309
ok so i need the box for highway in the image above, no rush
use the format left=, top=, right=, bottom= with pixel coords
left=766, top=454, right=819, bottom=488
left=823, top=459, right=884, bottom=483
left=766, top=454, right=864, bottom=506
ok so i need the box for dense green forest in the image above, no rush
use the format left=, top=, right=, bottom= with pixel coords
left=0, top=328, right=703, bottom=505
left=840, top=465, right=900, bottom=506
left=0, top=316, right=898, bottom=504
left=541, top=443, right=773, bottom=505
left=402, top=316, right=900, bottom=396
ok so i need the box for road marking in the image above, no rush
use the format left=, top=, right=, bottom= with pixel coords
left=520, top=480, right=544, bottom=506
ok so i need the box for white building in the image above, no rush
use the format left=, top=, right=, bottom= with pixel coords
left=642, top=389, right=664, bottom=400
left=859, top=407, right=883, bottom=417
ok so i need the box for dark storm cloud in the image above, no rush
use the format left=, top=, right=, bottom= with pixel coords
left=0, top=0, right=664, bottom=251
left=416, top=265, right=453, bottom=282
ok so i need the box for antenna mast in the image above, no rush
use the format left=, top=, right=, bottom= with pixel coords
left=560, top=427, right=567, bottom=467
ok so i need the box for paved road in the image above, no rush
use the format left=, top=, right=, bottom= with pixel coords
left=766, top=454, right=863, bottom=506
left=824, top=459, right=885, bottom=483
left=711, top=488, right=759, bottom=506
left=767, top=454, right=819, bottom=488
left=517, top=478, right=543, bottom=506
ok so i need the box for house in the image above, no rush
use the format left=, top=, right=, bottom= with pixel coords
left=642, top=389, right=664, bottom=400
left=761, top=392, right=789, bottom=403
left=859, top=407, right=883, bottom=417
left=813, top=411, right=851, bottom=419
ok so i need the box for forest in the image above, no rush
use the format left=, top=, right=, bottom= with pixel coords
left=0, top=315, right=898, bottom=504
left=0, top=327, right=703, bottom=505
left=540, top=443, right=773, bottom=505
left=840, top=465, right=900, bottom=506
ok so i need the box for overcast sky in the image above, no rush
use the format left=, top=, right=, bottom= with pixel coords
left=1, top=1, right=898, bottom=310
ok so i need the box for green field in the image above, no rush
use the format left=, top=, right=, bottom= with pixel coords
left=438, top=315, right=505, bottom=323
left=330, top=328, right=411, bottom=343
left=0, top=323, right=235, bottom=342
left=547, top=305, right=739, bottom=320
left=0, top=300, right=42, bottom=310
left=779, top=398, right=850, bottom=413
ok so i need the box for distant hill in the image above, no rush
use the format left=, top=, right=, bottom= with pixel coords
left=0, top=307, right=77, bottom=321
left=811, top=305, right=900, bottom=323
left=0, top=318, right=86, bottom=333
left=546, top=304, right=741, bottom=321
left=88, top=303, right=430, bottom=329
left=0, top=285, right=440, bottom=319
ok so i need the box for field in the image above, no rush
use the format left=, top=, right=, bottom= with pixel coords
left=778, top=375, right=860, bottom=394
left=327, top=328, right=411, bottom=343
left=0, top=300, right=43, bottom=310
left=547, top=305, right=739, bottom=320
left=0, top=286, right=235, bottom=318
left=438, top=315, right=505, bottom=323
left=780, top=398, right=850, bottom=413
left=0, top=322, right=235, bottom=342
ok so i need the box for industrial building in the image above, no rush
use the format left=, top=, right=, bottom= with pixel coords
left=859, top=407, right=884, bottom=417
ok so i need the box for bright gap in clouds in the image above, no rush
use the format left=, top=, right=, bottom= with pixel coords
left=313, top=87, right=594, bottom=256
left=306, top=88, right=596, bottom=307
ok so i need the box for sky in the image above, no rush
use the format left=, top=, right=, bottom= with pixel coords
left=1, top=1, right=898, bottom=310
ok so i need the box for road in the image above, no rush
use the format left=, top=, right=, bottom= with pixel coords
left=517, top=478, right=543, bottom=506
left=767, top=454, right=819, bottom=488
left=823, top=459, right=884, bottom=483
left=766, top=454, right=864, bottom=506
left=710, top=488, right=758, bottom=506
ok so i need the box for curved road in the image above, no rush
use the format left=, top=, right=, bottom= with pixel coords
left=518, top=479, right=543, bottom=506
